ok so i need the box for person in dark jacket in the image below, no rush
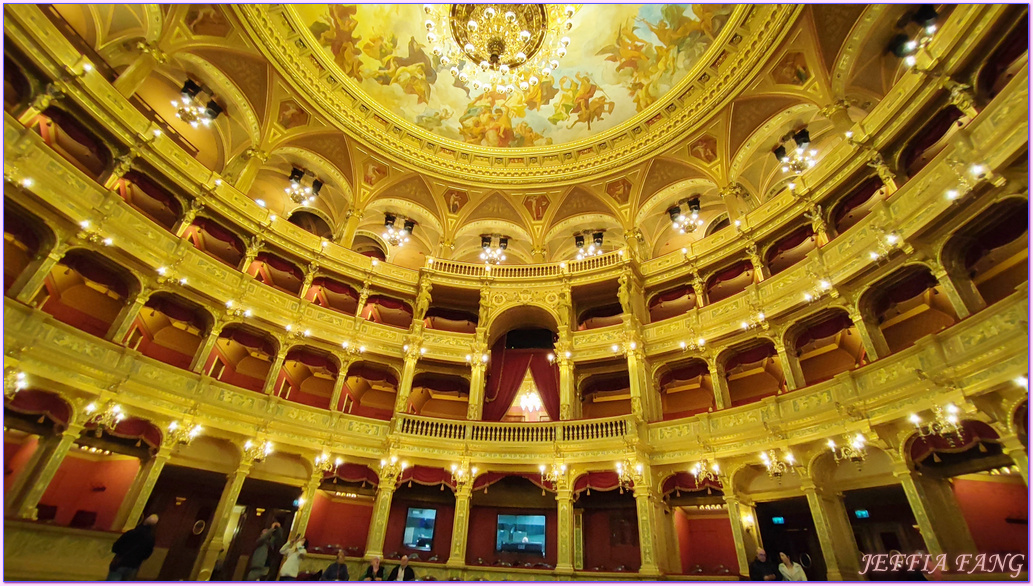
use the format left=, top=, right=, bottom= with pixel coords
left=247, top=521, right=284, bottom=580
left=749, top=548, right=782, bottom=581
left=387, top=555, right=417, bottom=581
left=321, top=549, right=350, bottom=581
left=107, top=514, right=158, bottom=580
left=361, top=556, right=386, bottom=581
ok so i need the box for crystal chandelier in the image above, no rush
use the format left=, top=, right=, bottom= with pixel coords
left=4, top=369, right=27, bottom=399
left=668, top=197, right=705, bottom=234
left=172, top=79, right=222, bottom=129
left=382, top=214, right=415, bottom=248
left=691, top=459, right=720, bottom=484
left=774, top=129, right=817, bottom=175
left=167, top=420, right=203, bottom=446
left=285, top=167, right=323, bottom=206
left=315, top=452, right=344, bottom=474
left=423, top=4, right=578, bottom=94
left=615, top=457, right=644, bottom=493
left=243, top=439, right=274, bottom=462
left=519, top=389, right=542, bottom=413
left=85, top=402, right=126, bottom=436
left=827, top=433, right=868, bottom=466
left=909, top=403, right=964, bottom=446
left=479, top=234, right=508, bottom=265
left=760, top=449, right=796, bottom=479
left=450, top=461, right=479, bottom=487
left=574, top=232, right=604, bottom=261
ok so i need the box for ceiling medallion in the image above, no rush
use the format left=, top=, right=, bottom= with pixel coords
left=424, top=3, right=577, bottom=94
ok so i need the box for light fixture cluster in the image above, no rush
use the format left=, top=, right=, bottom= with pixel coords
left=668, top=197, right=705, bottom=234
left=574, top=231, right=605, bottom=261
left=167, top=420, right=203, bottom=446
left=341, top=340, right=367, bottom=356
left=760, top=449, right=796, bottom=479
left=383, top=214, right=416, bottom=248
left=691, top=459, right=720, bottom=484
left=480, top=234, right=509, bottom=265
left=889, top=6, right=939, bottom=68
left=78, top=220, right=113, bottom=246
left=315, top=452, right=344, bottom=474
left=379, top=454, right=409, bottom=478
left=286, top=167, right=323, bottom=206
left=910, top=403, right=963, bottom=446
left=539, top=461, right=567, bottom=485
left=4, top=369, right=27, bottom=399
left=546, top=350, right=572, bottom=364
left=680, top=338, right=706, bottom=352
left=173, top=79, right=223, bottom=129
left=244, top=439, right=275, bottom=462
left=423, top=4, right=577, bottom=95
left=773, top=129, right=817, bottom=175
left=740, top=311, right=767, bottom=331
left=519, top=389, right=543, bottom=413
left=615, top=457, right=644, bottom=492
left=85, top=402, right=126, bottom=435
left=465, top=352, right=490, bottom=364
left=802, top=278, right=833, bottom=303
left=868, top=231, right=903, bottom=262
left=827, top=433, right=867, bottom=465
left=450, top=461, right=479, bottom=487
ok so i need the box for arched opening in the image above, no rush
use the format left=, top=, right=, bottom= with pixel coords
left=722, top=341, right=784, bottom=407
left=203, top=325, right=278, bottom=393
left=423, top=307, right=479, bottom=334
left=184, top=216, right=245, bottom=268
left=900, top=106, right=968, bottom=178
left=307, top=463, right=379, bottom=557
left=115, top=170, right=183, bottom=231
left=580, top=368, right=632, bottom=419
left=3, top=205, right=46, bottom=295
left=33, top=106, right=113, bottom=181
left=342, top=362, right=398, bottom=420
left=247, top=251, right=304, bottom=295
left=648, top=284, right=696, bottom=323
left=864, top=266, right=957, bottom=353
left=287, top=210, right=333, bottom=240
left=305, top=276, right=360, bottom=315
left=706, top=259, right=754, bottom=304
left=658, top=359, right=713, bottom=420
left=37, top=249, right=135, bottom=338
left=573, top=471, right=640, bottom=573
left=384, top=466, right=457, bottom=562
left=949, top=198, right=1028, bottom=306
left=831, top=176, right=886, bottom=235
left=467, top=474, right=557, bottom=569
left=764, top=224, right=816, bottom=276
left=576, top=303, right=623, bottom=330
left=409, top=372, right=469, bottom=419
left=274, top=346, right=340, bottom=410
left=662, top=472, right=736, bottom=577
left=3, top=54, right=31, bottom=114
left=483, top=329, right=558, bottom=422
left=353, top=235, right=387, bottom=261
left=790, top=310, right=864, bottom=386
left=976, top=12, right=1028, bottom=100
left=125, top=293, right=210, bottom=370
left=360, top=294, right=414, bottom=329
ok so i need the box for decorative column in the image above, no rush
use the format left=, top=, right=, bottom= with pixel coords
left=806, top=204, right=831, bottom=247
left=447, top=481, right=473, bottom=568
left=557, top=350, right=577, bottom=420
left=691, top=271, right=708, bottom=308
left=173, top=199, right=205, bottom=238
left=112, top=42, right=167, bottom=97
left=240, top=236, right=263, bottom=272
left=7, top=423, right=84, bottom=519
left=338, top=208, right=363, bottom=249
left=774, top=339, right=806, bottom=391
left=298, top=263, right=318, bottom=300
left=17, top=81, right=66, bottom=126
left=262, top=346, right=290, bottom=395
left=820, top=100, right=854, bottom=133
left=707, top=358, right=731, bottom=410
left=801, top=479, right=862, bottom=580
left=293, top=467, right=326, bottom=540
left=847, top=306, right=890, bottom=361
left=191, top=322, right=224, bottom=373
left=723, top=492, right=761, bottom=577
left=11, top=245, right=67, bottom=304
left=230, top=148, right=268, bottom=194
left=998, top=434, right=1028, bottom=486
left=633, top=482, right=668, bottom=577
left=867, top=152, right=898, bottom=195
left=191, top=459, right=253, bottom=580
left=931, top=262, right=985, bottom=320
left=106, top=290, right=151, bottom=342
left=746, top=243, right=769, bottom=283
left=626, top=344, right=659, bottom=422
left=110, top=443, right=173, bottom=531
left=394, top=343, right=421, bottom=413
left=554, top=479, right=575, bottom=574
left=364, top=470, right=400, bottom=559
left=466, top=358, right=488, bottom=420
left=329, top=357, right=354, bottom=412
left=892, top=465, right=977, bottom=560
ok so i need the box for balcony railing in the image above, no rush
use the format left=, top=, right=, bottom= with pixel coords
left=395, top=414, right=632, bottom=444
left=426, top=250, right=624, bottom=280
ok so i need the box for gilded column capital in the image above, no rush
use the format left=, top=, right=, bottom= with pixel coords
left=133, top=40, right=169, bottom=65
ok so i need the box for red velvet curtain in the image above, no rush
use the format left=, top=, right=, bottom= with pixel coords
left=314, top=277, right=359, bottom=298
left=724, top=343, right=775, bottom=370
left=42, top=107, right=111, bottom=166
left=707, top=260, right=753, bottom=288
left=193, top=217, right=244, bottom=253
left=398, top=465, right=456, bottom=490
left=286, top=349, right=338, bottom=375
left=583, top=372, right=631, bottom=396
left=909, top=420, right=1000, bottom=464
left=795, top=314, right=853, bottom=350
left=649, top=285, right=692, bottom=308
left=528, top=353, right=560, bottom=421
left=902, top=106, right=965, bottom=172
left=661, top=472, right=723, bottom=496
left=5, top=389, right=71, bottom=426
left=471, top=472, right=555, bottom=494
left=765, top=225, right=815, bottom=263
left=146, top=296, right=205, bottom=331
left=573, top=471, right=623, bottom=495
left=412, top=374, right=469, bottom=394
left=85, top=416, right=162, bottom=453
left=659, top=362, right=708, bottom=389
left=256, top=252, right=303, bottom=281
left=324, top=463, right=380, bottom=487
left=226, top=328, right=276, bottom=356
left=578, top=303, right=623, bottom=323
left=122, top=170, right=179, bottom=212
left=425, top=307, right=479, bottom=323
left=347, top=363, right=398, bottom=387
left=60, top=252, right=130, bottom=298
left=977, top=12, right=1028, bottom=97
left=834, top=177, right=883, bottom=224
left=482, top=348, right=533, bottom=421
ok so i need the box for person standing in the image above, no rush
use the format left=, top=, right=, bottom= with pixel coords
left=247, top=521, right=284, bottom=580
left=320, top=549, right=350, bottom=581
left=278, top=536, right=307, bottom=580
left=778, top=552, right=808, bottom=581
left=107, top=514, right=159, bottom=580
left=387, top=555, right=416, bottom=581
left=749, top=548, right=782, bottom=581
left=361, top=556, right=385, bottom=581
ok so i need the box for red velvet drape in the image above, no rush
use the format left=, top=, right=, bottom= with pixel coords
left=528, top=353, right=560, bottom=421
left=482, top=350, right=533, bottom=421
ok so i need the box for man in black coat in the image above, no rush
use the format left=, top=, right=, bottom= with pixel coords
left=386, top=555, right=417, bottom=581
left=107, top=514, right=158, bottom=580
left=749, top=548, right=782, bottom=581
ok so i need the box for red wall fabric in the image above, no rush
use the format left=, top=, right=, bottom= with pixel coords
left=674, top=511, right=738, bottom=574
left=304, top=491, right=373, bottom=554
left=953, top=478, right=1028, bottom=555
left=383, top=496, right=455, bottom=562
left=129, top=320, right=194, bottom=370
left=204, top=348, right=266, bottom=393
left=581, top=508, right=640, bottom=571
left=40, top=295, right=113, bottom=338
left=39, top=452, right=139, bottom=530
left=4, top=437, right=39, bottom=494
left=465, top=506, right=557, bottom=567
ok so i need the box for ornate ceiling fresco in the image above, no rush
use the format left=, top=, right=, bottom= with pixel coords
left=295, top=4, right=733, bottom=147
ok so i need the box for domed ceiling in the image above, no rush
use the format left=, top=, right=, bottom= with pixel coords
left=293, top=4, right=734, bottom=148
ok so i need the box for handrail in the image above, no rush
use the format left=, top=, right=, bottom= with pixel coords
left=395, top=414, right=633, bottom=444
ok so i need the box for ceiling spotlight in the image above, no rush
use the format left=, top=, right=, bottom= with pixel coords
left=403, top=219, right=416, bottom=234
left=574, top=234, right=585, bottom=248
left=481, top=235, right=492, bottom=248
left=912, top=5, right=938, bottom=28
left=667, top=206, right=681, bottom=222
left=498, top=237, right=508, bottom=250
left=773, top=144, right=788, bottom=163
left=480, top=234, right=508, bottom=265
left=180, top=79, right=202, bottom=98
left=592, top=232, right=603, bottom=246
left=174, top=80, right=222, bottom=128
left=311, top=179, right=323, bottom=196
left=792, top=129, right=811, bottom=151
left=385, top=214, right=397, bottom=228
left=687, top=197, right=701, bottom=214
